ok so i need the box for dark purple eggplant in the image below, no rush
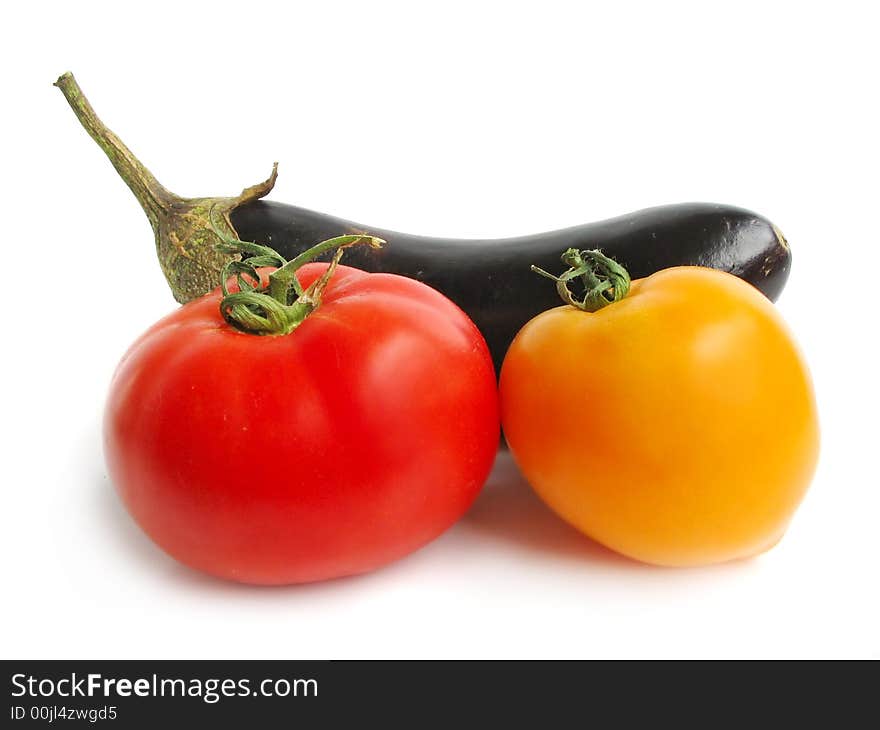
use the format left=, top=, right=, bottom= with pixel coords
left=55, top=72, right=790, bottom=373
left=232, top=200, right=789, bottom=372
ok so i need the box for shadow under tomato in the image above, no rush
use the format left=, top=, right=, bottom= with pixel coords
left=461, top=452, right=655, bottom=572
left=93, top=450, right=755, bottom=593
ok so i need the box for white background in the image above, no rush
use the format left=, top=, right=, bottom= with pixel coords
left=3, top=1, right=878, bottom=659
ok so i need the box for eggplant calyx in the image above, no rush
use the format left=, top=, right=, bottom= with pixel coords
left=54, top=71, right=277, bottom=304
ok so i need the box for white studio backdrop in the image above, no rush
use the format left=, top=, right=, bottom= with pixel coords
left=2, top=1, right=877, bottom=658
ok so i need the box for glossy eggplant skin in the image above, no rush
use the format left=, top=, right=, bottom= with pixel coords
left=231, top=201, right=790, bottom=373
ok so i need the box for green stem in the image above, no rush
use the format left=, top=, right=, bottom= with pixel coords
left=54, top=71, right=278, bottom=303
left=532, top=248, right=631, bottom=311
left=218, top=231, right=384, bottom=335
left=53, top=72, right=175, bottom=228
left=268, top=236, right=374, bottom=304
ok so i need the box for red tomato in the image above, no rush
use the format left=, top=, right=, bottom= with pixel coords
left=105, top=264, right=499, bottom=585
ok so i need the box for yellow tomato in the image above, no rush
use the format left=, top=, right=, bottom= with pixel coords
left=500, top=264, right=819, bottom=567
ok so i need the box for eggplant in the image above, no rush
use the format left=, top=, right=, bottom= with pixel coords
left=55, top=72, right=791, bottom=373
left=232, top=200, right=790, bottom=372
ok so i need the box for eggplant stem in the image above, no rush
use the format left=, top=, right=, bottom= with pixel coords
left=54, top=71, right=278, bottom=303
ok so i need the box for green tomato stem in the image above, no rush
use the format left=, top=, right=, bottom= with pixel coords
left=216, top=226, right=384, bottom=336
left=532, top=248, right=631, bottom=311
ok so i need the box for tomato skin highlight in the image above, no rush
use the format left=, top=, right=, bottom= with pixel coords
left=499, top=266, right=819, bottom=567
left=104, top=264, right=499, bottom=585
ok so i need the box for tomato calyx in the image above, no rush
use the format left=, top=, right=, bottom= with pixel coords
left=210, top=212, right=384, bottom=335
left=531, top=248, right=631, bottom=312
